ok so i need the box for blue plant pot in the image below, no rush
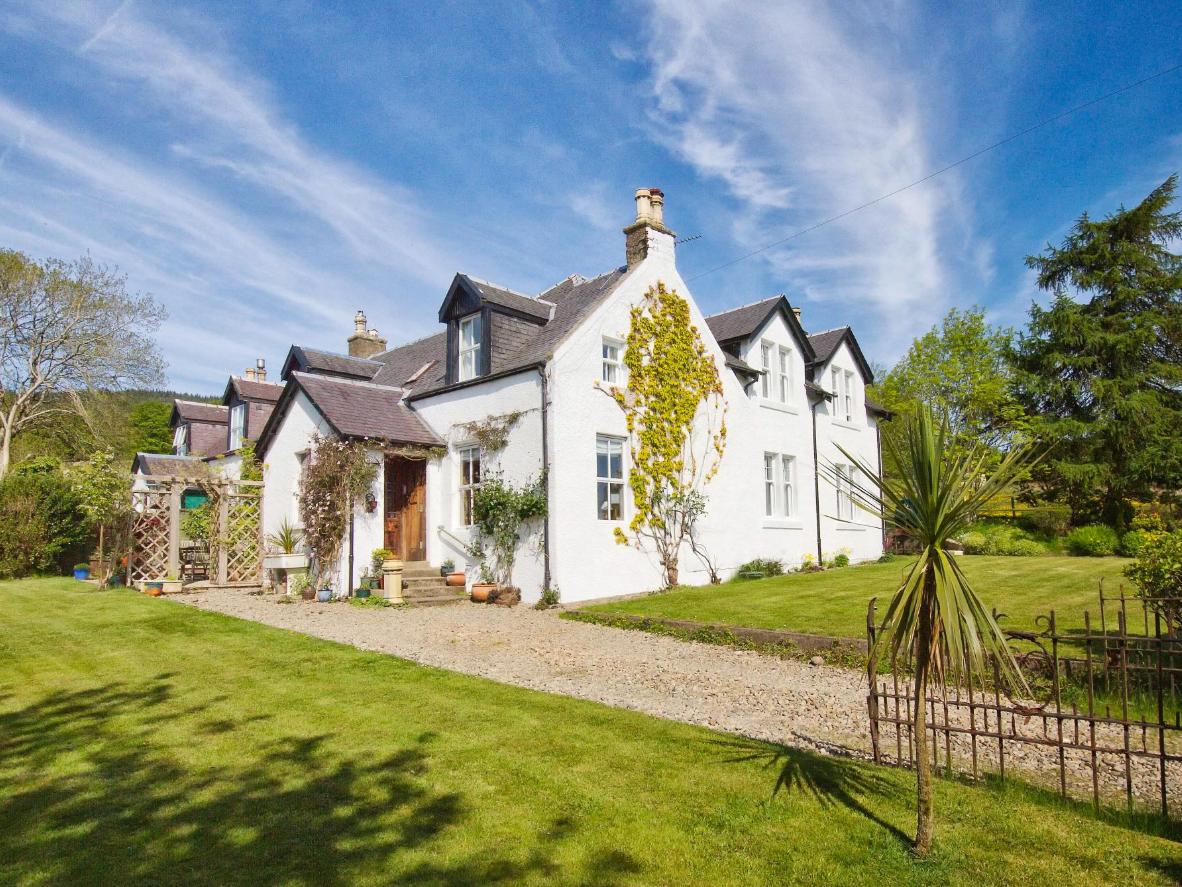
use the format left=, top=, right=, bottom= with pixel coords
left=316, top=588, right=333, bottom=602
left=356, top=588, right=371, bottom=599
left=73, top=568, right=90, bottom=581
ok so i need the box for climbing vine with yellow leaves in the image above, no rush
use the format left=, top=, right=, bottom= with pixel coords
left=602, top=281, right=727, bottom=587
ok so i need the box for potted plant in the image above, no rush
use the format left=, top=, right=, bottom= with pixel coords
left=440, top=558, right=455, bottom=578
left=73, top=562, right=90, bottom=581
left=316, top=586, right=333, bottom=602
left=470, top=563, right=497, bottom=603
left=289, top=573, right=312, bottom=600
left=446, top=566, right=466, bottom=587
left=162, top=573, right=183, bottom=594
left=262, top=519, right=308, bottom=570
left=145, top=580, right=164, bottom=596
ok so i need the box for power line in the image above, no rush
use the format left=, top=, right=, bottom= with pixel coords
left=688, top=61, right=1182, bottom=282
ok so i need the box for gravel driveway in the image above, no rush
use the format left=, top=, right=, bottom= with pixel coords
left=174, top=591, right=1179, bottom=811
left=175, top=591, right=872, bottom=756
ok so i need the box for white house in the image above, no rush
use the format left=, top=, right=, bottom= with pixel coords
left=255, top=188, right=888, bottom=603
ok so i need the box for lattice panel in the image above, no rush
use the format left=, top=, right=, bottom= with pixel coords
left=224, top=490, right=261, bottom=583
left=130, top=489, right=171, bottom=582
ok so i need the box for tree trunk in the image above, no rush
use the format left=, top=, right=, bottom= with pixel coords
left=912, top=572, right=936, bottom=857
left=0, top=423, right=11, bottom=481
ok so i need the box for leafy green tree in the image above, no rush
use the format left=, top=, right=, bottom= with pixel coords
left=825, top=406, right=1038, bottom=856
left=71, top=451, right=131, bottom=581
left=0, top=460, right=89, bottom=577
left=0, top=249, right=165, bottom=478
left=1010, top=176, right=1182, bottom=529
left=874, top=307, right=1027, bottom=473
left=128, top=401, right=174, bottom=454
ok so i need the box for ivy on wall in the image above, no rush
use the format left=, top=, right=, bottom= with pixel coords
left=458, top=410, right=524, bottom=453
left=298, top=436, right=378, bottom=586
left=604, top=281, right=727, bottom=587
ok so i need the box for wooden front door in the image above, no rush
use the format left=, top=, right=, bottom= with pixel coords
left=384, top=457, right=426, bottom=561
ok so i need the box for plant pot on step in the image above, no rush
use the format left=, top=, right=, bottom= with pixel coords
left=301, top=586, right=315, bottom=601
left=470, top=582, right=496, bottom=603
left=446, top=571, right=466, bottom=587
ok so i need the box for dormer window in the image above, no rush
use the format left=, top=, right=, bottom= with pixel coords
left=174, top=424, right=188, bottom=457
left=459, top=314, right=482, bottom=382
left=229, top=403, right=246, bottom=450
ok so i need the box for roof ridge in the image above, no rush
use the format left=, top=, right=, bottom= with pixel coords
left=175, top=398, right=225, bottom=407
left=537, top=267, right=621, bottom=299
left=705, top=294, right=784, bottom=319
left=462, top=273, right=531, bottom=298
left=807, top=326, right=849, bottom=337
left=293, top=370, right=406, bottom=394
left=299, top=345, right=383, bottom=364
left=374, top=328, right=447, bottom=359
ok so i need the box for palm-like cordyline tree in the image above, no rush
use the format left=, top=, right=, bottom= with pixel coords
left=823, top=406, right=1041, bottom=856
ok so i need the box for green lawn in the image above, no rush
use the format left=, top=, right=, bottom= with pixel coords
left=585, top=556, right=1132, bottom=640
left=1, top=578, right=1177, bottom=885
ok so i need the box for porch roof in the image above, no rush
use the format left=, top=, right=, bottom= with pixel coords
left=289, top=372, right=443, bottom=447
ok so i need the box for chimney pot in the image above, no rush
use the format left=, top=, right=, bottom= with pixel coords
left=633, top=188, right=652, bottom=223
left=624, top=186, right=676, bottom=267
left=792, top=306, right=801, bottom=320
left=256, top=357, right=267, bottom=382
left=354, top=309, right=367, bottom=335
left=244, top=367, right=255, bottom=382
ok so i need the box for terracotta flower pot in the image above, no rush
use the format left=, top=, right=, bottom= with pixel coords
left=147, top=586, right=163, bottom=597
left=446, top=571, right=466, bottom=587
left=470, top=582, right=496, bottom=603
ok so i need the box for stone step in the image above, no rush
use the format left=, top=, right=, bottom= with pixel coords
left=403, top=577, right=452, bottom=590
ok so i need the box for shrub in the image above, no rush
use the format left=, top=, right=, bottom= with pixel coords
left=535, top=584, right=561, bottom=609
left=961, top=532, right=989, bottom=555
left=877, top=553, right=896, bottom=563
left=0, top=468, right=89, bottom=578
left=734, top=557, right=783, bottom=579
left=1020, top=505, right=1072, bottom=536
left=1124, top=531, right=1182, bottom=633
left=832, top=553, right=850, bottom=568
left=180, top=502, right=212, bottom=544
left=1131, top=512, right=1169, bottom=534
left=1121, top=529, right=1160, bottom=558
left=1006, top=539, right=1046, bottom=557
left=1065, top=524, right=1120, bottom=557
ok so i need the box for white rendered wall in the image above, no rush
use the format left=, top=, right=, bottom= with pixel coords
left=545, top=245, right=833, bottom=604
left=412, top=372, right=546, bottom=601
left=813, top=340, right=885, bottom=564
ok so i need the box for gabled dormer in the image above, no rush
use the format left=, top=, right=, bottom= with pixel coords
left=438, top=273, right=553, bottom=386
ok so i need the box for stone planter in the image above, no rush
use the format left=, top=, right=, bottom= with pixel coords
left=162, top=579, right=183, bottom=594
left=263, top=552, right=309, bottom=571
left=382, top=558, right=404, bottom=603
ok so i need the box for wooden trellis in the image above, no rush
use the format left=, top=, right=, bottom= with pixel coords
left=129, top=475, right=263, bottom=587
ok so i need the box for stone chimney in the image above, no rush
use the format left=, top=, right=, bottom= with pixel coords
left=255, top=357, right=267, bottom=382
left=347, top=309, right=388, bottom=358
left=624, top=187, right=676, bottom=267
left=792, top=306, right=802, bottom=322
left=243, top=366, right=256, bottom=382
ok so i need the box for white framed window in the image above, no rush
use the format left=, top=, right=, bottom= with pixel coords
left=835, top=464, right=854, bottom=520
left=229, top=403, right=246, bottom=450
left=760, top=341, right=772, bottom=398
left=781, top=455, right=796, bottom=517
left=764, top=453, right=798, bottom=518
left=173, top=424, right=188, bottom=456
left=459, top=313, right=482, bottom=382
left=458, top=446, right=481, bottom=526
left=596, top=435, right=625, bottom=521
left=602, top=338, right=623, bottom=384
left=778, top=346, right=792, bottom=403
left=831, top=367, right=840, bottom=401
left=843, top=370, right=855, bottom=422
left=763, top=453, right=776, bottom=516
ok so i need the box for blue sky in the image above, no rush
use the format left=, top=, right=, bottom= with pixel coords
left=1, top=1, right=1179, bottom=392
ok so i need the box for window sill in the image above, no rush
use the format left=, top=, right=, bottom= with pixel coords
left=762, top=519, right=805, bottom=530
left=759, top=400, right=800, bottom=415
left=835, top=524, right=870, bottom=532
left=831, top=421, right=862, bottom=432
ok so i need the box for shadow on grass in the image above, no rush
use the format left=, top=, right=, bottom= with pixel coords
left=710, top=737, right=911, bottom=846
left=0, top=678, right=640, bottom=886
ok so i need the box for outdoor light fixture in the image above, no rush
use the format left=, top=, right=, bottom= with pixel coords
left=364, top=491, right=378, bottom=513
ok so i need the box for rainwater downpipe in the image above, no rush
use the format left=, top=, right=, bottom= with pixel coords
left=811, top=397, right=823, bottom=565
left=536, top=364, right=552, bottom=593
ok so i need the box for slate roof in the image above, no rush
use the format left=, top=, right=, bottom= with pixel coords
left=704, top=296, right=784, bottom=342
left=371, top=267, right=630, bottom=401
left=724, top=354, right=760, bottom=376
left=132, top=453, right=209, bottom=476
left=459, top=274, right=553, bottom=321
left=291, top=372, right=443, bottom=446
left=229, top=377, right=284, bottom=402
left=284, top=346, right=383, bottom=381
left=173, top=400, right=228, bottom=424
left=806, top=328, right=848, bottom=364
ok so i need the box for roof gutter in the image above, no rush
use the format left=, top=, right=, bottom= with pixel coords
left=406, top=362, right=545, bottom=402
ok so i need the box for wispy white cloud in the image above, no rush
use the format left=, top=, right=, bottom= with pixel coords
left=635, top=0, right=986, bottom=356
left=0, top=0, right=494, bottom=389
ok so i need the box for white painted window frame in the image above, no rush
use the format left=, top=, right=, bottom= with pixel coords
left=596, top=434, right=626, bottom=522
left=458, top=445, right=482, bottom=526
left=459, top=313, right=481, bottom=382
left=601, top=337, right=624, bottom=384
